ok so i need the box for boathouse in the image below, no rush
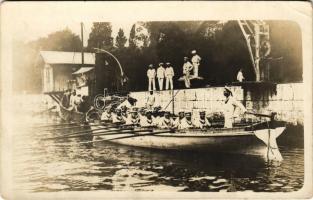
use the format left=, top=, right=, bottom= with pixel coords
left=38, top=51, right=95, bottom=93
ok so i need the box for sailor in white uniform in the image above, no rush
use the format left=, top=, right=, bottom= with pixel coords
left=125, top=108, right=140, bottom=126
left=182, top=57, right=193, bottom=88
left=100, top=107, right=113, bottom=122
left=194, top=111, right=211, bottom=129
left=147, top=64, right=156, bottom=91
left=146, top=91, right=156, bottom=111
left=236, top=69, right=245, bottom=82
left=158, top=111, right=174, bottom=129
left=121, top=105, right=128, bottom=121
left=140, top=111, right=157, bottom=127
left=138, top=108, right=146, bottom=122
left=223, top=86, right=247, bottom=128
left=173, top=111, right=185, bottom=129
left=112, top=108, right=125, bottom=124
left=165, top=62, right=174, bottom=90
left=191, top=50, right=201, bottom=78
left=157, top=63, right=165, bottom=91
left=179, top=112, right=194, bottom=129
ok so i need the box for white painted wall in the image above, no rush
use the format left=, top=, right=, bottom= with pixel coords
left=129, top=83, right=304, bottom=125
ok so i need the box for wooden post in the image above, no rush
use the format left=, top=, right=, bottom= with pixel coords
left=81, top=22, right=84, bottom=67
left=172, top=90, right=175, bottom=115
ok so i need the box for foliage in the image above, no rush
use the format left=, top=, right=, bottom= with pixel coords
left=13, top=21, right=302, bottom=94
left=87, top=22, right=113, bottom=51
left=28, top=28, right=82, bottom=52
left=113, top=20, right=302, bottom=92
left=115, top=28, right=127, bottom=49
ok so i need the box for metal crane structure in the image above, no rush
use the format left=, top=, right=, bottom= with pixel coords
left=238, top=20, right=271, bottom=82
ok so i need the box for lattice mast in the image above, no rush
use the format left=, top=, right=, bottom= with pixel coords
left=238, top=20, right=270, bottom=81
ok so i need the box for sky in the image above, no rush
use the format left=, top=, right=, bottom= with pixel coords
left=10, top=20, right=135, bottom=47
left=2, top=2, right=142, bottom=46
left=1, top=2, right=244, bottom=47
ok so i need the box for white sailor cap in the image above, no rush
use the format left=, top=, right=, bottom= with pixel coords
left=191, top=50, right=197, bottom=54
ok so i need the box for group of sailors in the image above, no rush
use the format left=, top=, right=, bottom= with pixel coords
left=147, top=62, right=175, bottom=91
left=101, top=86, right=247, bottom=129
left=101, top=106, right=211, bottom=130
left=146, top=50, right=201, bottom=91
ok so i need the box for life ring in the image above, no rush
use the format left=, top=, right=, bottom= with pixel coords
left=86, top=108, right=101, bottom=122
left=94, top=94, right=105, bottom=110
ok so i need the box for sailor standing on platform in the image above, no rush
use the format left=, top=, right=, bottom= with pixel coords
left=182, top=57, right=193, bottom=88
left=147, top=64, right=156, bottom=91
left=191, top=50, right=201, bottom=78
left=157, top=63, right=165, bottom=91
left=223, top=86, right=247, bottom=128
left=180, top=112, right=194, bottom=129
left=236, top=68, right=245, bottom=82
left=112, top=108, right=125, bottom=124
left=165, top=62, right=174, bottom=90
left=194, top=111, right=211, bottom=129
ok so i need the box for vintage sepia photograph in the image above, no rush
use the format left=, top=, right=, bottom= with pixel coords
left=0, top=1, right=312, bottom=199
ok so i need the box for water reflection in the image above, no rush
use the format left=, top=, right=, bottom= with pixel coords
left=12, top=112, right=304, bottom=192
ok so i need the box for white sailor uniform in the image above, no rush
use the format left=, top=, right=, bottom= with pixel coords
left=223, top=96, right=247, bottom=128
left=158, top=117, right=174, bottom=129
left=165, top=66, right=174, bottom=90
left=191, top=54, right=201, bottom=77
left=179, top=118, right=194, bottom=129
left=194, top=117, right=211, bottom=129
left=112, top=114, right=125, bottom=124
left=147, top=68, right=156, bottom=91
left=157, top=66, right=165, bottom=90
left=183, top=61, right=193, bottom=88
left=101, top=112, right=112, bottom=122
left=140, top=116, right=156, bottom=127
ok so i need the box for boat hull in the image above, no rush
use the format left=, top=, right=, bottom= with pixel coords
left=90, top=124, right=286, bottom=158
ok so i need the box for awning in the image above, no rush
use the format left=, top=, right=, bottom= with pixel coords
left=72, top=67, right=94, bottom=75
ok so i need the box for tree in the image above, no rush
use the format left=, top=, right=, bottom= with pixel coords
left=28, top=28, right=82, bottom=52
left=128, top=22, right=150, bottom=49
left=115, top=28, right=127, bottom=49
left=87, top=22, right=113, bottom=51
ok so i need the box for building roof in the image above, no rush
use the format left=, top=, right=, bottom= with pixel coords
left=39, top=51, right=95, bottom=65
left=72, top=67, right=94, bottom=75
